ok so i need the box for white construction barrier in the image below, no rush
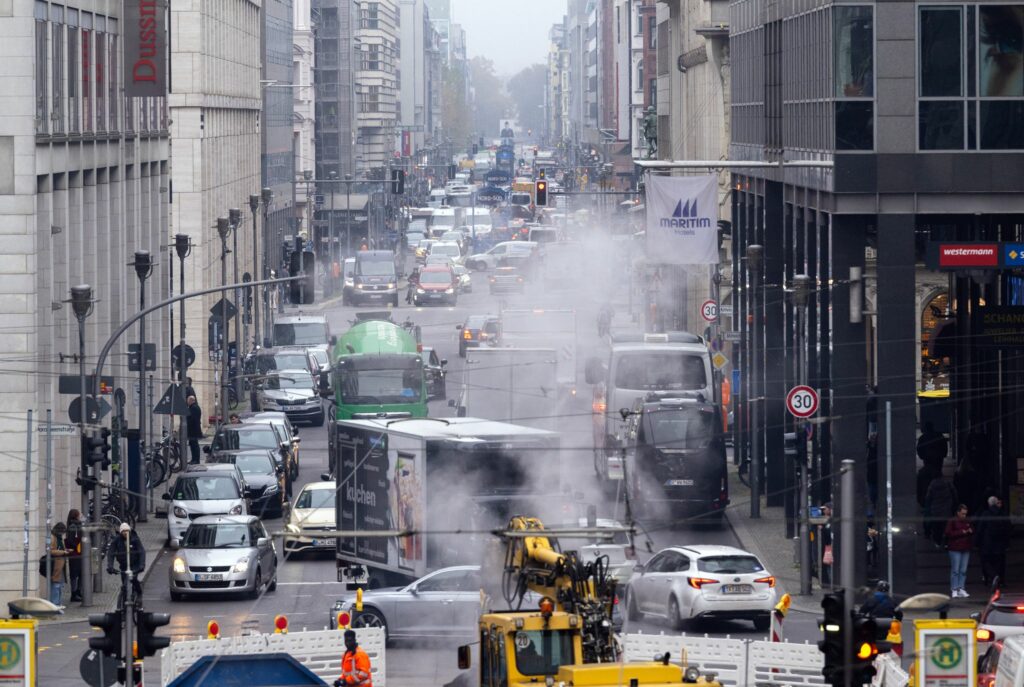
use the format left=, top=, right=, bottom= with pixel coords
left=159, top=627, right=386, bottom=687
left=872, top=653, right=910, bottom=687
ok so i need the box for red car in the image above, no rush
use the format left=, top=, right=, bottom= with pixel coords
left=413, top=265, right=457, bottom=306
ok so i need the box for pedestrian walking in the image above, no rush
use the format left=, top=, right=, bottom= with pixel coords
left=924, top=475, right=958, bottom=546
left=335, top=629, right=373, bottom=686
left=48, top=522, right=69, bottom=608
left=819, top=502, right=834, bottom=586
left=64, top=509, right=83, bottom=602
left=107, top=522, right=146, bottom=600
left=186, top=395, right=203, bottom=464
left=944, top=504, right=974, bottom=598
left=975, top=495, right=1011, bottom=590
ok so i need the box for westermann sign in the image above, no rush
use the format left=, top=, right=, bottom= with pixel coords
left=644, top=173, right=719, bottom=265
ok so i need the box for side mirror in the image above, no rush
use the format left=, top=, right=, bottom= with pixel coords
left=455, top=324, right=463, bottom=330
left=162, top=493, right=172, bottom=501
left=329, top=335, right=338, bottom=346
left=440, top=359, right=448, bottom=367
left=170, top=538, right=180, bottom=549
left=203, top=445, right=212, bottom=454
left=320, top=472, right=332, bottom=481
left=408, top=584, right=419, bottom=596
left=457, top=644, right=472, bottom=671
left=634, top=563, right=645, bottom=574
left=970, top=612, right=980, bottom=621
left=257, top=537, right=269, bottom=547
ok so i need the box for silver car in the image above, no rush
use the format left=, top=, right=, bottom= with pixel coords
left=164, top=472, right=247, bottom=544
left=330, top=565, right=484, bottom=640
left=284, top=479, right=336, bottom=555
left=257, top=369, right=325, bottom=426
left=169, top=515, right=278, bottom=601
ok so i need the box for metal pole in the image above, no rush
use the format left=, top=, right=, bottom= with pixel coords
left=44, top=410, right=53, bottom=600
left=329, top=175, right=336, bottom=268
left=250, top=196, right=261, bottom=349
left=885, top=401, right=894, bottom=593
left=840, top=458, right=856, bottom=687
left=76, top=309, right=95, bottom=604
left=123, top=568, right=134, bottom=686
left=218, top=218, right=230, bottom=426
left=230, top=209, right=242, bottom=400
left=177, top=237, right=189, bottom=467
left=139, top=274, right=146, bottom=461
left=346, top=177, right=352, bottom=256
left=793, top=274, right=812, bottom=596
left=21, top=409, right=32, bottom=596
left=747, top=245, right=764, bottom=518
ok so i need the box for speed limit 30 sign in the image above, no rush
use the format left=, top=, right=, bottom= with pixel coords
left=786, top=385, right=819, bottom=418
left=701, top=300, right=718, bottom=322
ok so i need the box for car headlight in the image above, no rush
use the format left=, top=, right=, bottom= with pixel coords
left=172, top=557, right=186, bottom=574
left=232, top=557, right=250, bottom=573
left=416, top=288, right=426, bottom=294
left=286, top=523, right=301, bottom=534
left=354, top=283, right=364, bottom=290
left=230, top=504, right=243, bottom=515
left=173, top=506, right=187, bottom=519
left=265, top=483, right=280, bottom=494
left=445, top=288, right=455, bottom=294
left=386, top=282, right=396, bottom=289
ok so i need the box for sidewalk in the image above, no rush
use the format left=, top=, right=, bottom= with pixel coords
left=724, top=465, right=991, bottom=617
left=41, top=512, right=169, bottom=626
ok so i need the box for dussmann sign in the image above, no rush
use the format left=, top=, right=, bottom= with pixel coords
left=124, top=0, right=166, bottom=98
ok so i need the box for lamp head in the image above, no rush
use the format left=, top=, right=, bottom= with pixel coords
left=261, top=187, right=273, bottom=205
left=249, top=194, right=260, bottom=212
left=69, top=284, right=94, bottom=320
left=174, top=234, right=192, bottom=260
left=132, top=250, right=154, bottom=281
left=746, top=244, right=764, bottom=271
left=229, top=208, right=242, bottom=226
left=303, top=169, right=313, bottom=181
left=217, top=217, right=230, bottom=240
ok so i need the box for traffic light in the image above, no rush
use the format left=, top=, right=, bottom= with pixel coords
left=289, top=252, right=316, bottom=305
left=851, top=612, right=881, bottom=684
left=817, top=591, right=846, bottom=686
left=538, top=168, right=546, bottom=179
left=136, top=611, right=171, bottom=658
left=85, top=428, right=112, bottom=470
left=89, top=610, right=123, bottom=660
left=535, top=180, right=548, bottom=206
left=391, top=169, right=405, bottom=194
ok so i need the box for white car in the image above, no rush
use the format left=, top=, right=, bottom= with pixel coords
left=429, top=241, right=463, bottom=265
left=284, top=479, right=336, bottom=555
left=452, top=264, right=473, bottom=293
left=466, top=241, right=538, bottom=271
left=624, top=545, right=776, bottom=631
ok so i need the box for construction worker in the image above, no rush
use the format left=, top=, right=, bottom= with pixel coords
left=335, top=629, right=372, bottom=687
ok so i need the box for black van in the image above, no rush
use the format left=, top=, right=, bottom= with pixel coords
left=352, top=250, right=399, bottom=306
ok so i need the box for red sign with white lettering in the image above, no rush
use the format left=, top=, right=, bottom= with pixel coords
left=938, top=244, right=999, bottom=268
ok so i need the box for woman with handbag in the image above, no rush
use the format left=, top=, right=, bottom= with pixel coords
left=64, top=509, right=83, bottom=603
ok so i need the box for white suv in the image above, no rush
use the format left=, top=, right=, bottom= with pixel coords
left=465, top=241, right=538, bottom=271
left=624, top=545, right=776, bottom=631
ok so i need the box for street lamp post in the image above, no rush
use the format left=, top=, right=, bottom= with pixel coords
left=261, top=188, right=278, bottom=326
left=174, top=235, right=191, bottom=449
left=747, top=244, right=764, bottom=519
left=229, top=208, right=242, bottom=402
left=69, top=285, right=95, bottom=605
left=791, top=273, right=813, bottom=595
left=131, top=251, right=154, bottom=525
left=345, top=174, right=353, bottom=257
left=328, top=171, right=337, bottom=294
left=248, top=195, right=261, bottom=350
left=217, top=217, right=231, bottom=426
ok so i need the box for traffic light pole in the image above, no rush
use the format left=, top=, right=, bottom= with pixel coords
left=76, top=316, right=94, bottom=605
left=841, top=458, right=856, bottom=687
left=123, top=569, right=134, bottom=681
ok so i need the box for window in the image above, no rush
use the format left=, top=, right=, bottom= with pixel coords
left=649, top=16, right=657, bottom=49
left=919, top=5, right=1024, bottom=149
left=81, top=21, right=92, bottom=133
left=107, top=29, right=117, bottom=131
left=67, top=21, right=78, bottom=133
left=35, top=15, right=48, bottom=134
left=416, top=569, right=473, bottom=592
left=52, top=20, right=64, bottom=134
left=649, top=78, right=657, bottom=107
left=95, top=29, right=105, bottom=131
left=637, top=60, right=643, bottom=88
left=834, top=6, right=874, bottom=150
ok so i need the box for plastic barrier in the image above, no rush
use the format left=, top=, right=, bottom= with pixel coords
left=159, top=627, right=386, bottom=687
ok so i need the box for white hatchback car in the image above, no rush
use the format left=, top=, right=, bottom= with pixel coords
left=624, top=545, right=776, bottom=631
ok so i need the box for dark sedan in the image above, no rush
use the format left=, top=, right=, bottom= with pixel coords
left=207, top=449, right=285, bottom=518
left=456, top=315, right=501, bottom=357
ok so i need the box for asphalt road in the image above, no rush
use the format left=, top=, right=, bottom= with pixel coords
left=38, top=244, right=820, bottom=686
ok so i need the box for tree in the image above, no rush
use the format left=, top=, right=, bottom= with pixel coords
left=442, top=64, right=472, bottom=149
left=469, top=57, right=511, bottom=139
left=507, top=64, right=547, bottom=140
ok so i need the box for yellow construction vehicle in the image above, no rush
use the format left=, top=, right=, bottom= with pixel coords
left=456, top=516, right=722, bottom=687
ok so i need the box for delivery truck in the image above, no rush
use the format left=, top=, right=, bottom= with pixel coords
left=454, top=348, right=558, bottom=431
left=331, top=417, right=561, bottom=588
left=499, top=308, right=578, bottom=394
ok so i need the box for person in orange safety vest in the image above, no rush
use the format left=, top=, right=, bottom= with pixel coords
left=334, top=629, right=373, bottom=687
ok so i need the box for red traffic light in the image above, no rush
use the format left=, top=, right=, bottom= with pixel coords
left=274, top=614, right=289, bottom=634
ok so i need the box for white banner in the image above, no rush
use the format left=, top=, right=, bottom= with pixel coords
left=644, top=173, right=719, bottom=265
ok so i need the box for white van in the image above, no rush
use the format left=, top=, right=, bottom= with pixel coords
left=430, top=208, right=459, bottom=237
left=427, top=189, right=447, bottom=208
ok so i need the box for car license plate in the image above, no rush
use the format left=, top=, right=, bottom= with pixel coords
left=312, top=539, right=333, bottom=547
left=195, top=573, right=223, bottom=581
left=722, top=584, right=751, bottom=594
left=665, top=479, right=695, bottom=486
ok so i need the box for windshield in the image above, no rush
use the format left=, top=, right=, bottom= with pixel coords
left=231, top=453, right=275, bottom=475
left=340, top=367, right=424, bottom=405
left=356, top=259, right=396, bottom=277
left=296, top=488, right=335, bottom=509
left=311, top=349, right=329, bottom=366
left=614, top=352, right=707, bottom=391
left=697, top=555, right=765, bottom=574
left=266, top=372, right=313, bottom=390
left=645, top=408, right=715, bottom=449
left=433, top=244, right=460, bottom=257
left=273, top=323, right=327, bottom=346
left=421, top=271, right=453, bottom=285
left=985, top=608, right=1024, bottom=627
left=513, top=630, right=575, bottom=676
left=182, top=523, right=252, bottom=548
left=214, top=427, right=280, bottom=451
left=432, top=214, right=458, bottom=228
left=173, top=476, right=240, bottom=501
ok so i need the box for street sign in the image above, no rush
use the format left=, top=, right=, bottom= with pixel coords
left=153, top=384, right=188, bottom=416
left=171, top=344, right=196, bottom=370
left=127, top=343, right=157, bottom=372
left=476, top=186, right=507, bottom=205
left=785, top=385, right=819, bottom=419
left=58, top=375, right=115, bottom=396
left=914, top=620, right=977, bottom=687
left=701, top=299, right=719, bottom=322
left=68, top=397, right=99, bottom=425
left=210, top=297, right=238, bottom=320
left=0, top=619, right=36, bottom=687
left=731, top=368, right=741, bottom=395
left=711, top=351, right=729, bottom=370
left=79, top=648, right=118, bottom=687
left=36, top=423, right=78, bottom=436
left=724, top=330, right=742, bottom=343
left=719, top=304, right=734, bottom=317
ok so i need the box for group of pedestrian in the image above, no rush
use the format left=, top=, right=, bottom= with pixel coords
left=942, top=496, right=1010, bottom=597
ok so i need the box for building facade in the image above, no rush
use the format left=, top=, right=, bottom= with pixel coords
left=355, top=0, right=400, bottom=173
left=0, top=0, right=171, bottom=602
left=293, top=0, right=316, bottom=257
left=313, top=0, right=358, bottom=180
left=398, top=0, right=438, bottom=156
left=263, top=0, right=298, bottom=265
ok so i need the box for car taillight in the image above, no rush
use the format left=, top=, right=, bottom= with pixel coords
left=462, top=330, right=472, bottom=340
left=592, top=400, right=606, bottom=413
left=977, top=628, right=995, bottom=642
left=688, top=577, right=719, bottom=589
left=754, top=576, right=776, bottom=588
